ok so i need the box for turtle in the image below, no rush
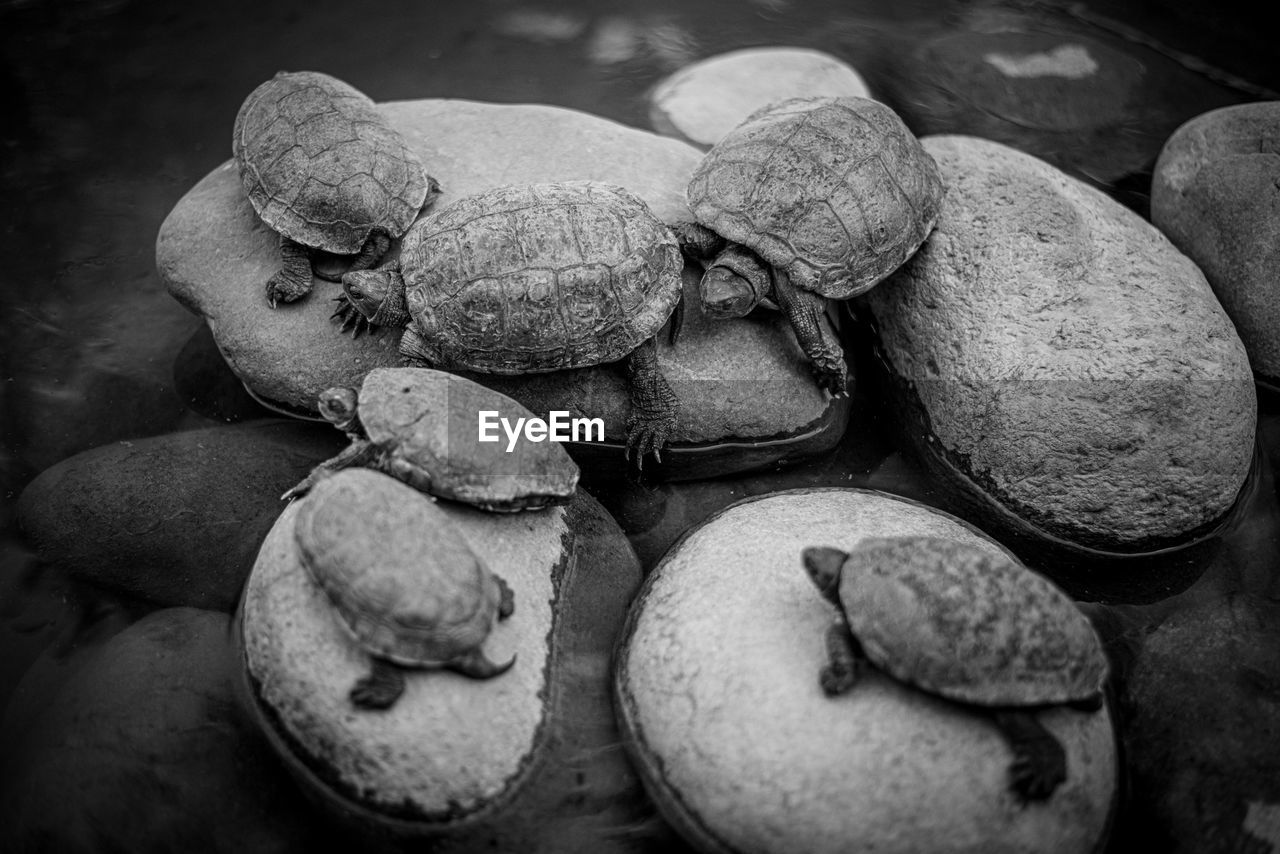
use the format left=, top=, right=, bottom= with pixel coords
left=233, top=70, right=439, bottom=308
left=333, top=180, right=684, bottom=467
left=281, top=366, right=580, bottom=511
left=675, top=96, right=944, bottom=394
left=293, top=469, right=516, bottom=711
left=801, top=535, right=1108, bottom=803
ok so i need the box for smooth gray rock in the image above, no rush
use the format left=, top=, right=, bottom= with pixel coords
left=859, top=135, right=1256, bottom=560
left=1151, top=101, right=1280, bottom=386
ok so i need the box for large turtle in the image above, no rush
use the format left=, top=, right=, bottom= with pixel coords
left=802, top=536, right=1108, bottom=803
left=334, top=180, right=683, bottom=466
left=676, top=96, right=944, bottom=393
left=282, top=366, right=580, bottom=511
left=233, top=70, right=438, bottom=308
left=294, top=469, right=516, bottom=711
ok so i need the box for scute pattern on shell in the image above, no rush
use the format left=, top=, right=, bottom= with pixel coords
left=401, top=181, right=683, bottom=373
left=840, top=536, right=1107, bottom=706
left=688, top=96, right=944, bottom=299
left=354, top=367, right=579, bottom=509
left=293, top=470, right=500, bottom=666
left=233, top=71, right=428, bottom=254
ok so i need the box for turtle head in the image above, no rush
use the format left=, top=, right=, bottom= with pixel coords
left=342, top=267, right=409, bottom=328
left=317, top=386, right=361, bottom=434
left=698, top=245, right=772, bottom=319
left=803, top=546, right=849, bottom=606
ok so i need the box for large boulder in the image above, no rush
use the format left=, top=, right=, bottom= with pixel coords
left=857, top=135, right=1256, bottom=593
left=615, top=488, right=1117, bottom=854
left=647, top=47, right=871, bottom=147
left=1151, top=101, right=1280, bottom=386
left=157, top=98, right=846, bottom=479
left=17, top=422, right=345, bottom=611
left=239, top=481, right=671, bottom=851
left=0, top=608, right=326, bottom=854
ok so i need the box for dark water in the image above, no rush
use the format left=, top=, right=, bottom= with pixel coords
left=2, top=0, right=1278, bottom=852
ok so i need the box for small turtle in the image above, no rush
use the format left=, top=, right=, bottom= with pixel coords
left=676, top=96, right=944, bottom=393
left=802, top=536, right=1108, bottom=803
left=294, top=469, right=516, bottom=711
left=282, top=366, right=580, bottom=511
left=334, top=181, right=683, bottom=467
left=233, top=70, right=439, bottom=308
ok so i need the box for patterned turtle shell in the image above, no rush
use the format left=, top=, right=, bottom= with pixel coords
left=687, top=96, right=944, bottom=299
left=354, top=367, right=579, bottom=510
left=837, top=536, right=1108, bottom=706
left=233, top=70, right=429, bottom=254
left=293, top=469, right=505, bottom=667
left=400, top=181, right=683, bottom=374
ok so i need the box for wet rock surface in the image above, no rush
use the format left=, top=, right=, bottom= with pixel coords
left=0, top=607, right=326, bottom=854
left=647, top=47, right=871, bottom=147
left=858, top=135, right=1256, bottom=580
left=241, top=485, right=671, bottom=851
left=616, top=489, right=1117, bottom=854
left=1151, top=101, right=1280, bottom=386
left=157, top=98, right=844, bottom=476
left=17, top=422, right=345, bottom=611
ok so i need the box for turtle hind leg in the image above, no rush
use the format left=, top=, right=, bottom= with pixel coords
left=622, top=337, right=678, bottom=472
left=350, top=658, right=406, bottom=710
left=494, top=575, right=515, bottom=620
left=448, top=648, right=516, bottom=680
left=343, top=229, right=393, bottom=276
left=820, top=620, right=867, bottom=696
left=772, top=270, right=847, bottom=396
left=992, top=710, right=1068, bottom=802
left=266, top=235, right=315, bottom=308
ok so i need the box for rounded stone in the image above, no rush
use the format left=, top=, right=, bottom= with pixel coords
left=615, top=488, right=1117, bottom=854
left=157, top=99, right=845, bottom=478
left=0, top=608, right=325, bottom=853
left=858, top=135, right=1256, bottom=567
left=648, top=47, right=871, bottom=148
left=1151, top=101, right=1280, bottom=386
left=239, top=485, right=663, bottom=850
left=16, top=421, right=345, bottom=611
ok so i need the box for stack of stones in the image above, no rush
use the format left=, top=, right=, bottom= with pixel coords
left=8, top=43, right=1275, bottom=854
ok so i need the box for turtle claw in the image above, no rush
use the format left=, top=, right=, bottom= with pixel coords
left=624, top=413, right=673, bottom=472
left=813, top=363, right=848, bottom=397
left=331, top=296, right=374, bottom=338
left=1007, top=736, right=1067, bottom=803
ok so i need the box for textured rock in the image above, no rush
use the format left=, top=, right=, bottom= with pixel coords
left=648, top=47, right=871, bottom=147
left=616, top=489, right=1117, bottom=854
left=0, top=608, right=325, bottom=854
left=17, top=422, right=345, bottom=611
left=240, top=485, right=667, bottom=850
left=1151, top=101, right=1280, bottom=385
left=157, top=99, right=843, bottom=477
left=859, top=135, right=1256, bottom=562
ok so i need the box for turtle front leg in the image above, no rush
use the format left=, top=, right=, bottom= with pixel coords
left=772, top=270, right=847, bottom=396
left=623, top=337, right=678, bottom=470
left=350, top=658, right=407, bottom=710
left=345, top=228, right=393, bottom=275
left=266, top=235, right=315, bottom=308
left=398, top=325, right=435, bottom=368
left=281, top=439, right=381, bottom=501
left=820, top=619, right=867, bottom=696
left=992, top=710, right=1068, bottom=802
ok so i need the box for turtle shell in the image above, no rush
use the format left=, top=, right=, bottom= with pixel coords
left=232, top=70, right=429, bottom=254
left=687, top=96, right=944, bottom=299
left=355, top=367, right=580, bottom=510
left=837, top=536, right=1107, bottom=706
left=401, top=181, right=683, bottom=374
left=293, top=469, right=504, bottom=667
